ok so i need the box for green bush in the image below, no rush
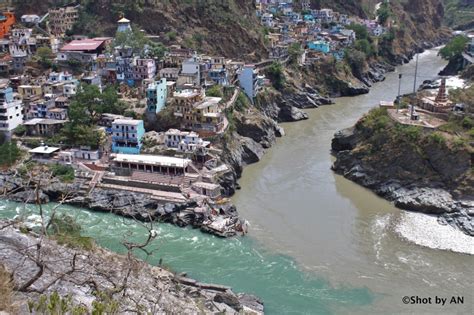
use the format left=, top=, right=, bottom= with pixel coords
left=429, top=132, right=446, bottom=145
left=0, top=141, right=23, bottom=167
left=234, top=92, right=250, bottom=112
left=206, top=85, right=223, bottom=97
left=266, top=62, right=285, bottom=91
left=461, top=117, right=473, bottom=129
left=50, top=164, right=75, bottom=182
left=48, top=214, right=94, bottom=251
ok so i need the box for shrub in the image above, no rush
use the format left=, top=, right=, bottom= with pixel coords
left=429, top=132, right=446, bottom=145
left=401, top=125, right=422, bottom=142
left=266, top=62, right=285, bottom=91
left=48, top=214, right=94, bottom=251
left=206, top=85, right=223, bottom=97
left=461, top=117, right=473, bottom=129
left=234, top=92, right=250, bottom=112
left=0, top=141, right=22, bottom=168
left=50, top=164, right=75, bottom=182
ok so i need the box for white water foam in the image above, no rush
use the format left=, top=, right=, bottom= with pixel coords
left=395, top=211, right=474, bottom=255
left=371, top=214, right=392, bottom=262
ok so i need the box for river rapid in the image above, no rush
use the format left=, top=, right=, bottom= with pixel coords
left=1, top=48, right=472, bottom=314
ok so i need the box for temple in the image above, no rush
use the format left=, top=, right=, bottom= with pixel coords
left=418, top=78, right=453, bottom=113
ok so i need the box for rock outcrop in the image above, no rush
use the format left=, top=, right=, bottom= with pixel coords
left=0, top=172, right=246, bottom=238
left=0, top=221, right=264, bottom=314
left=332, top=119, right=473, bottom=235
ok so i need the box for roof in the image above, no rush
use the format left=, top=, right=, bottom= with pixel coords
left=112, top=119, right=143, bottom=126
left=195, top=97, right=222, bottom=109
left=118, top=17, right=130, bottom=23
left=113, top=154, right=191, bottom=168
left=60, top=39, right=105, bottom=52
left=192, top=182, right=220, bottom=190
left=29, top=146, right=60, bottom=155
left=23, top=118, right=66, bottom=125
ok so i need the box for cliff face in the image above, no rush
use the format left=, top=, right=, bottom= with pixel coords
left=0, top=220, right=263, bottom=314
left=331, top=109, right=473, bottom=218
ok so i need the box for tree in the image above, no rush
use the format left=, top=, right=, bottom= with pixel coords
left=36, top=46, right=53, bottom=68
left=377, top=1, right=391, bottom=25
left=0, top=141, right=22, bottom=167
left=345, top=49, right=367, bottom=78
left=206, top=85, right=223, bottom=97
left=288, top=42, right=303, bottom=64
left=267, top=62, right=285, bottom=91
left=347, top=23, right=369, bottom=40
left=439, top=35, right=469, bottom=61
left=354, top=39, right=373, bottom=57
left=36, top=47, right=53, bottom=63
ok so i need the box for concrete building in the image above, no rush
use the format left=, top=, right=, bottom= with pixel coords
left=111, top=118, right=145, bottom=154
left=165, top=128, right=210, bottom=153
left=172, top=89, right=224, bottom=134
left=238, top=65, right=264, bottom=103
left=0, top=83, right=23, bottom=139
left=146, top=78, right=167, bottom=117
left=49, top=6, right=79, bottom=36
left=112, top=153, right=191, bottom=176
left=132, top=58, right=156, bottom=81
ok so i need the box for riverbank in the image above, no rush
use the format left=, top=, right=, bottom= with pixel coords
left=0, top=219, right=263, bottom=314
left=217, top=40, right=450, bottom=197
left=331, top=108, right=473, bottom=237
left=0, top=171, right=247, bottom=238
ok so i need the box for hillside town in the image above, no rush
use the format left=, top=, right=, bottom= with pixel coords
left=0, top=1, right=472, bottom=235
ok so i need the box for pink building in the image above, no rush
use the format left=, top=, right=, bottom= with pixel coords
left=132, top=58, right=156, bottom=81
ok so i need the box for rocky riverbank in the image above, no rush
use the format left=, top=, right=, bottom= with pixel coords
left=0, top=220, right=264, bottom=314
left=0, top=171, right=247, bottom=238
left=216, top=39, right=450, bottom=197
left=331, top=122, right=473, bottom=236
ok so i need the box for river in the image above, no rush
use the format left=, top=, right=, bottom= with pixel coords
left=1, top=48, right=473, bottom=314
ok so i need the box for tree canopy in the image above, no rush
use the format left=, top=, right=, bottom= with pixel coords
left=439, top=35, right=469, bottom=60
left=347, top=23, right=369, bottom=41
left=61, top=84, right=126, bottom=149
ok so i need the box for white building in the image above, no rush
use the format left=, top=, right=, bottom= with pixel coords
left=165, top=129, right=210, bottom=153
left=0, top=83, right=23, bottom=139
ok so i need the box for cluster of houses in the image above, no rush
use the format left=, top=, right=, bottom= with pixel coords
left=256, top=0, right=386, bottom=63
left=0, top=6, right=274, bottom=203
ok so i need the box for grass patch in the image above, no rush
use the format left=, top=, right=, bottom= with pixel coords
left=50, top=164, right=75, bottom=182
left=48, top=214, right=95, bottom=251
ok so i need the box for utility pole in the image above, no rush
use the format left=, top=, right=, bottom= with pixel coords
left=411, top=53, right=419, bottom=120
left=397, top=73, right=402, bottom=113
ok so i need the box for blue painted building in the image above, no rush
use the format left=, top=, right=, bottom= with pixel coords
left=308, top=41, right=331, bottom=54
left=111, top=119, right=145, bottom=154
left=146, top=79, right=168, bottom=115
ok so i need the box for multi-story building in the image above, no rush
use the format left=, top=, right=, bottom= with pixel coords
left=111, top=118, right=145, bottom=154
left=165, top=129, right=210, bottom=153
left=172, top=89, right=224, bottom=134
left=238, top=65, right=264, bottom=103
left=146, top=78, right=167, bottom=117
left=0, top=83, right=23, bottom=139
left=132, top=58, right=156, bottom=81
left=49, top=7, right=79, bottom=36
left=179, top=56, right=207, bottom=88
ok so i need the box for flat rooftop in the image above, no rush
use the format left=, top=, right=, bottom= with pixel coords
left=29, top=146, right=60, bottom=155
left=113, top=154, right=191, bottom=168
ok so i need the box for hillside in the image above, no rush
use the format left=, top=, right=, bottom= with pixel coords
left=443, top=0, right=474, bottom=30
left=15, top=0, right=269, bottom=61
